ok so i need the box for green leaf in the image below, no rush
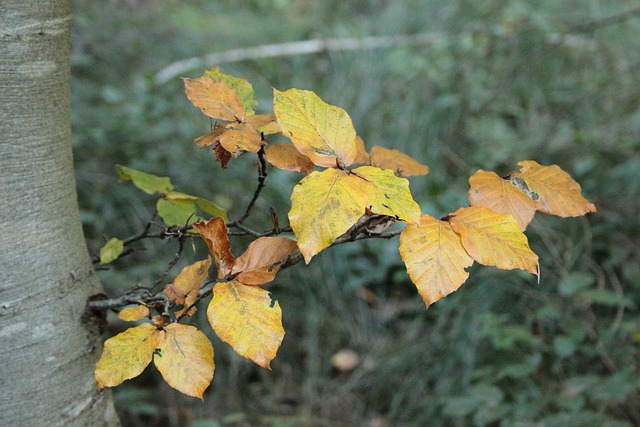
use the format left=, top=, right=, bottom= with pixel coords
left=204, top=67, right=257, bottom=115
left=116, top=165, right=173, bottom=195
left=195, top=197, right=228, bottom=220
left=99, top=238, right=124, bottom=264
left=157, top=192, right=227, bottom=226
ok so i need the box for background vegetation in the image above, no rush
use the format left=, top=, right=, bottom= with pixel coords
left=72, top=0, right=640, bottom=425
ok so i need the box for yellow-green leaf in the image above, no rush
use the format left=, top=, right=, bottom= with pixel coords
left=154, top=324, right=214, bottom=400
left=99, top=237, right=124, bottom=264
left=399, top=215, right=474, bottom=307
left=273, top=88, right=356, bottom=168
left=512, top=160, right=597, bottom=217
left=157, top=192, right=227, bottom=226
left=203, top=67, right=257, bottom=115
left=289, top=168, right=368, bottom=263
left=116, top=165, right=173, bottom=195
left=355, top=166, right=421, bottom=224
left=117, top=305, right=150, bottom=322
left=95, top=323, right=161, bottom=389
left=468, top=169, right=537, bottom=231
left=448, top=206, right=539, bottom=276
left=207, top=281, right=284, bottom=369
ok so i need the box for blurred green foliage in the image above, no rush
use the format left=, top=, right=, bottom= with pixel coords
left=73, top=0, right=640, bottom=425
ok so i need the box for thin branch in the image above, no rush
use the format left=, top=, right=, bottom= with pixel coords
left=235, top=147, right=268, bottom=225
left=568, top=5, right=640, bottom=33
left=154, top=32, right=445, bottom=84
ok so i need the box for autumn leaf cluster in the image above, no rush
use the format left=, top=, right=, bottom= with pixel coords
left=95, top=67, right=595, bottom=398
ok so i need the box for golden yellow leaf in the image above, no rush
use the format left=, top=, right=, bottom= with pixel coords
left=164, top=257, right=212, bottom=317
left=154, top=323, right=214, bottom=400
left=183, top=76, right=245, bottom=122
left=207, top=281, right=284, bottom=369
left=512, top=160, right=597, bottom=217
left=273, top=88, right=356, bottom=168
left=117, top=305, right=150, bottom=322
left=264, top=143, right=314, bottom=174
left=244, top=113, right=280, bottom=135
left=203, top=66, right=257, bottom=115
left=218, top=123, right=263, bottom=157
left=231, top=237, right=298, bottom=285
left=448, top=206, right=539, bottom=276
left=194, top=124, right=226, bottom=148
left=95, top=323, right=161, bottom=389
left=193, top=217, right=235, bottom=279
left=355, top=166, right=421, bottom=224
left=399, top=215, right=474, bottom=307
left=369, top=146, right=429, bottom=177
left=289, top=168, right=368, bottom=263
left=468, top=170, right=537, bottom=231
left=353, top=135, right=370, bottom=164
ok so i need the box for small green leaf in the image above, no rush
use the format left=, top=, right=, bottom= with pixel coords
left=116, top=165, right=173, bottom=195
left=195, top=197, right=227, bottom=220
left=100, top=238, right=124, bottom=264
left=157, top=198, right=199, bottom=227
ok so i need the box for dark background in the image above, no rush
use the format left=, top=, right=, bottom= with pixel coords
left=72, top=1, right=640, bottom=425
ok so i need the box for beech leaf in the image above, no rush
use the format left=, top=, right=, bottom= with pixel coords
left=116, top=165, right=173, bottom=195
left=265, top=143, right=314, bottom=174
left=117, top=305, right=150, bottom=322
left=193, top=217, right=235, bottom=279
left=369, top=146, right=429, bottom=177
left=273, top=88, right=357, bottom=168
left=448, top=206, right=539, bottom=276
left=154, top=324, right=214, bottom=400
left=95, top=323, right=161, bottom=389
left=99, top=237, right=124, bottom=264
left=353, top=136, right=370, bottom=164
left=231, top=237, right=298, bottom=285
left=207, top=281, right=284, bottom=369
left=512, top=161, right=597, bottom=217
left=163, top=257, right=212, bottom=317
left=399, top=215, right=474, bottom=307
left=156, top=192, right=227, bottom=227
left=218, top=123, right=263, bottom=157
left=244, top=113, right=280, bottom=135
left=468, top=170, right=537, bottom=231
left=203, top=66, right=257, bottom=115
left=183, top=76, right=245, bottom=122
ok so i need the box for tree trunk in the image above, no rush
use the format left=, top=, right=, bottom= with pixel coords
left=0, top=2, right=119, bottom=425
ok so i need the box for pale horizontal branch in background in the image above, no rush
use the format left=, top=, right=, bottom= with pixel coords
left=154, top=32, right=445, bottom=84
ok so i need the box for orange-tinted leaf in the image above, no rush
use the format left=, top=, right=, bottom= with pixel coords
left=369, top=146, right=429, bottom=177
left=218, top=123, right=263, bottom=157
left=154, top=324, right=214, bottom=400
left=513, top=161, right=597, bottom=217
left=207, top=281, right=284, bottom=369
left=164, top=257, right=212, bottom=317
left=118, top=305, right=150, bottom=322
left=193, top=217, right=235, bottom=279
left=289, top=168, right=368, bottom=263
left=264, top=143, right=314, bottom=174
left=183, top=76, right=245, bottom=122
left=353, top=135, right=370, bottom=164
left=468, top=170, right=537, bottom=231
left=355, top=166, right=421, bottom=224
left=194, top=124, right=226, bottom=148
left=95, top=323, right=161, bottom=389
left=449, top=206, right=539, bottom=276
left=213, top=140, right=233, bottom=169
left=231, top=237, right=298, bottom=285
left=203, top=66, right=257, bottom=115
left=399, top=214, right=474, bottom=307
left=273, top=88, right=356, bottom=168
left=244, top=113, right=280, bottom=135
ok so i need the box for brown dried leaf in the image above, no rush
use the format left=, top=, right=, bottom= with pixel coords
left=264, top=143, right=314, bottom=174
left=369, top=146, right=429, bottom=177
left=231, top=237, right=298, bottom=285
left=193, top=217, right=235, bottom=279
left=183, top=77, right=245, bottom=122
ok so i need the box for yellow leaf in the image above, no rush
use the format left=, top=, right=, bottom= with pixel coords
left=207, top=281, right=284, bottom=369
left=289, top=168, right=368, bottom=263
left=355, top=166, right=421, bottom=224
left=449, top=206, right=539, bottom=276
left=164, top=257, right=212, bottom=317
left=273, top=88, right=356, bottom=168
left=95, top=323, right=161, bottom=389
left=193, top=217, right=235, bottom=279
left=468, top=170, right=537, bottom=231
left=99, top=237, right=124, bottom=264
left=353, top=135, right=370, bottom=164
left=244, top=113, right=281, bottom=135
left=194, top=124, right=226, bottom=148
left=231, top=237, right=298, bottom=285
left=512, top=160, right=597, bottom=217
left=183, top=76, right=245, bottom=122
left=264, top=143, right=314, bottom=174
left=154, top=324, right=214, bottom=400
left=218, top=123, right=263, bottom=157
left=117, top=305, right=150, bottom=322
left=369, top=146, right=429, bottom=177
left=399, top=215, right=474, bottom=307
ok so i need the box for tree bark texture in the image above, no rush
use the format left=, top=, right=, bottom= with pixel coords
left=0, top=2, right=119, bottom=425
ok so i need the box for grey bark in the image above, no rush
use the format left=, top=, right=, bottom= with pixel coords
left=0, top=2, right=119, bottom=425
